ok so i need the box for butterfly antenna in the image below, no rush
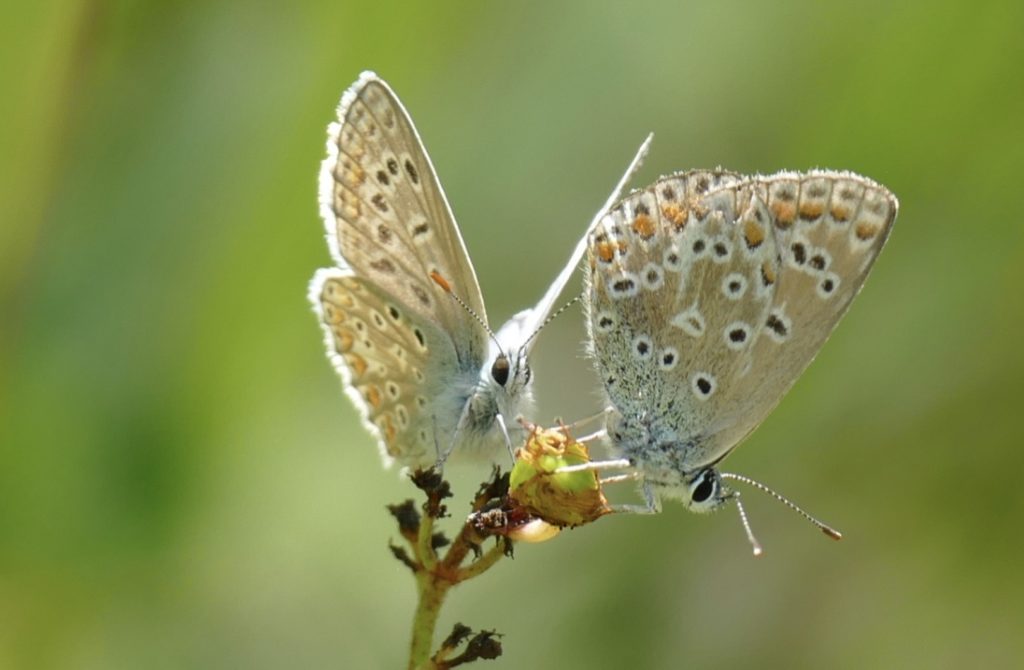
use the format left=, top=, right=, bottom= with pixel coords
left=430, top=271, right=504, bottom=353
left=721, top=472, right=843, bottom=541
left=731, top=493, right=764, bottom=557
left=557, top=407, right=611, bottom=435
left=520, top=293, right=582, bottom=351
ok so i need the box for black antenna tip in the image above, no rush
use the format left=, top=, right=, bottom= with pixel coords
left=822, top=527, right=843, bottom=541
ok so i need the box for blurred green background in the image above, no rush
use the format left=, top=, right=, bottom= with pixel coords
left=3, top=1, right=1023, bottom=668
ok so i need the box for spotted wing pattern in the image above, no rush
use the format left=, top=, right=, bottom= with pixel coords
left=702, top=172, right=898, bottom=457
left=312, top=72, right=493, bottom=468
left=586, top=169, right=897, bottom=492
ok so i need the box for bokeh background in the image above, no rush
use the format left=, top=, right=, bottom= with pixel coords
left=3, top=1, right=1023, bottom=668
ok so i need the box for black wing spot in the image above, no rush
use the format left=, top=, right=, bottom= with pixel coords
left=370, top=259, right=396, bottom=274
left=612, top=278, right=636, bottom=293
left=405, top=159, right=419, bottom=184
left=766, top=314, right=788, bottom=337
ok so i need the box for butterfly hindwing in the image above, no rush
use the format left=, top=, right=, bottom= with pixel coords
left=313, top=269, right=440, bottom=465
left=587, top=170, right=781, bottom=479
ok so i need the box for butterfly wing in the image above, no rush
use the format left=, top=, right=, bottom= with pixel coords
left=311, top=269, right=439, bottom=466
left=586, top=170, right=766, bottom=482
left=313, top=72, right=492, bottom=467
left=587, top=168, right=896, bottom=485
left=318, top=71, right=488, bottom=363
left=699, top=171, right=898, bottom=458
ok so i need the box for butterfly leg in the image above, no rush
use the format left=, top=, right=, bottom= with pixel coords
left=494, top=413, right=516, bottom=464
left=432, top=413, right=461, bottom=470
left=555, top=457, right=633, bottom=474
left=575, top=429, right=607, bottom=443
left=598, top=471, right=641, bottom=486
left=610, top=482, right=662, bottom=515
left=557, top=407, right=614, bottom=435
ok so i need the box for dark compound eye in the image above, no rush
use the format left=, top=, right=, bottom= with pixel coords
left=491, top=354, right=510, bottom=386
left=691, top=470, right=717, bottom=503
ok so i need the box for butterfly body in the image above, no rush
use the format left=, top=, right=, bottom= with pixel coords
left=586, top=169, right=898, bottom=510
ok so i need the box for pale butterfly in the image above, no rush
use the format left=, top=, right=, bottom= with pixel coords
left=579, top=168, right=898, bottom=552
left=310, top=71, right=650, bottom=469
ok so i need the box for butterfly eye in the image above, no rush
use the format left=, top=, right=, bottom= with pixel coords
left=687, top=469, right=723, bottom=512
left=491, top=354, right=511, bottom=386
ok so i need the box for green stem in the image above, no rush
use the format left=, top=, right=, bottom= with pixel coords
left=455, top=540, right=505, bottom=581
left=417, top=508, right=438, bottom=570
left=407, top=524, right=507, bottom=668
left=408, top=573, right=451, bottom=670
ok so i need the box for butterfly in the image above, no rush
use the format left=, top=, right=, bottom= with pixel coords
left=583, top=168, right=897, bottom=549
left=310, top=71, right=650, bottom=469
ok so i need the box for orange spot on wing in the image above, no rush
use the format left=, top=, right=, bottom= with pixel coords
left=855, top=220, right=880, bottom=240
left=830, top=205, right=852, bottom=222
left=323, top=304, right=343, bottom=324
left=798, top=202, right=824, bottom=220
left=632, top=213, right=656, bottom=240
left=661, top=203, right=688, bottom=230
left=382, top=415, right=397, bottom=442
left=365, top=385, right=382, bottom=408
left=595, top=240, right=616, bottom=263
left=335, top=329, right=355, bottom=352
left=743, top=219, right=765, bottom=248
left=341, top=161, right=366, bottom=187
left=346, top=353, right=368, bottom=377
left=429, top=271, right=452, bottom=292
left=771, top=201, right=796, bottom=229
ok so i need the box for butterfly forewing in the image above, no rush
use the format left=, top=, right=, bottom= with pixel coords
left=319, top=73, right=488, bottom=362
left=701, top=171, right=898, bottom=458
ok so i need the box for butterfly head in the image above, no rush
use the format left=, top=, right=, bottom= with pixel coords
left=487, top=347, right=532, bottom=402
left=681, top=467, right=730, bottom=514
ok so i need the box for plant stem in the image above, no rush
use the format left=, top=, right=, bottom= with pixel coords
left=407, top=522, right=507, bottom=668
left=408, top=572, right=451, bottom=670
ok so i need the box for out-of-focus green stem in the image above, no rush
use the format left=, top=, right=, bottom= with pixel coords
left=408, top=573, right=451, bottom=669
left=406, top=515, right=506, bottom=668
